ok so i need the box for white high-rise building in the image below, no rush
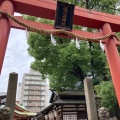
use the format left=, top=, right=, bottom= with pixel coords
left=20, top=69, right=49, bottom=113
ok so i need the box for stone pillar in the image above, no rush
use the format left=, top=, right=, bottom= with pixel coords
left=84, top=77, right=98, bottom=120
left=5, top=72, right=18, bottom=120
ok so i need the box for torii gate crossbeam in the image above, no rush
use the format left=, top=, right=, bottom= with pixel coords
left=1, top=0, right=120, bottom=31
left=0, top=0, right=120, bottom=106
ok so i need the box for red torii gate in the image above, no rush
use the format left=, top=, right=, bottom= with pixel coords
left=0, top=0, right=120, bottom=106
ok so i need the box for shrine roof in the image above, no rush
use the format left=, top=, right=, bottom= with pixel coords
left=54, top=99, right=85, bottom=105
left=0, top=105, right=36, bottom=117
left=15, top=103, right=29, bottom=112
left=15, top=110, right=36, bottom=116
left=50, top=90, right=85, bottom=103
left=38, top=90, right=87, bottom=115
left=57, top=90, right=85, bottom=96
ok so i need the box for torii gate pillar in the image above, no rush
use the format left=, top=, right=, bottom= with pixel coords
left=102, top=23, right=120, bottom=106
left=0, top=0, right=14, bottom=73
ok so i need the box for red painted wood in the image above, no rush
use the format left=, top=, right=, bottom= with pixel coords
left=0, top=1, right=14, bottom=73
left=102, top=23, right=120, bottom=106
left=10, top=16, right=103, bottom=40
left=0, top=0, right=120, bottom=31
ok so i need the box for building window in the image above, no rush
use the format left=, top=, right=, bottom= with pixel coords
left=41, top=87, right=45, bottom=90
left=24, top=102, right=27, bottom=106
left=41, top=91, right=45, bottom=95
left=63, top=114, right=77, bottom=120
left=41, top=96, right=45, bottom=100
left=24, top=96, right=28, bottom=100
left=41, top=102, right=45, bottom=106
left=24, top=86, right=29, bottom=89
left=29, top=101, right=33, bottom=103
left=24, top=91, right=28, bottom=95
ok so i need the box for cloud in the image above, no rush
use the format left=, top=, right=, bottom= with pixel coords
left=0, top=28, right=34, bottom=92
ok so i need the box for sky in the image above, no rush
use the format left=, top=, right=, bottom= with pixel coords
left=0, top=28, right=34, bottom=92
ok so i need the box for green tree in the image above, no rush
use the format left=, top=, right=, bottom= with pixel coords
left=94, top=81, right=120, bottom=118
left=59, top=0, right=120, bottom=14
left=27, top=0, right=120, bottom=91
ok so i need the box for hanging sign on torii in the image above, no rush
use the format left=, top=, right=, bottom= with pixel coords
left=54, top=1, right=75, bottom=30
left=0, top=0, right=120, bottom=106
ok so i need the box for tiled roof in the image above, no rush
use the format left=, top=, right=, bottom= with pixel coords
left=58, top=90, right=85, bottom=96
left=15, top=110, right=36, bottom=116
left=0, top=105, right=36, bottom=117
left=54, top=99, right=86, bottom=105
left=15, top=103, right=29, bottom=112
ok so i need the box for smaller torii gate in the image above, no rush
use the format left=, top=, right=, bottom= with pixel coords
left=0, top=0, right=120, bottom=107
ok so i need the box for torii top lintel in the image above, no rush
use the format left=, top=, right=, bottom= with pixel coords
left=0, top=0, right=120, bottom=32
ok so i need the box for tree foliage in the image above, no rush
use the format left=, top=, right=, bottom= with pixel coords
left=94, top=81, right=120, bottom=118
left=94, top=81, right=118, bottom=110
left=60, top=0, right=120, bottom=14
left=27, top=0, right=120, bottom=91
